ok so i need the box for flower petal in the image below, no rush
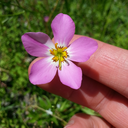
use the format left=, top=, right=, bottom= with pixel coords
left=58, top=61, right=82, bottom=89
left=51, top=13, right=75, bottom=46
left=21, top=32, right=54, bottom=57
left=29, top=57, right=57, bottom=85
left=67, top=37, right=98, bottom=62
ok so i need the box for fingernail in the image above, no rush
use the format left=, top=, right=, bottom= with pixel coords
left=64, top=120, right=74, bottom=128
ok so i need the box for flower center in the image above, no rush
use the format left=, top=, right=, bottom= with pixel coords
left=50, top=43, right=68, bottom=70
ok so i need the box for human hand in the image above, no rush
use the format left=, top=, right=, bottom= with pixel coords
left=29, top=35, right=128, bottom=128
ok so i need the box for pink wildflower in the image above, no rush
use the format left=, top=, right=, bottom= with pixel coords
left=44, top=16, right=49, bottom=22
left=21, top=13, right=98, bottom=89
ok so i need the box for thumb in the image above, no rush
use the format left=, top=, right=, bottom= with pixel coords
left=64, top=113, right=112, bottom=128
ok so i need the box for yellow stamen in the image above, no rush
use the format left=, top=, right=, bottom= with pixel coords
left=49, top=43, right=68, bottom=70
left=52, top=56, right=59, bottom=62
left=62, top=47, right=67, bottom=51
left=55, top=43, right=58, bottom=49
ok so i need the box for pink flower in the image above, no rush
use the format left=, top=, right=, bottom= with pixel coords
left=21, top=13, right=98, bottom=89
left=44, top=16, right=49, bottom=22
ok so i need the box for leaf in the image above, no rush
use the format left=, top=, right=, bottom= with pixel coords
left=59, top=100, right=69, bottom=112
left=81, top=107, right=101, bottom=117
left=38, top=96, right=51, bottom=109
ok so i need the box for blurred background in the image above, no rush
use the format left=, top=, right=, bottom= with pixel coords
left=0, top=0, right=128, bottom=127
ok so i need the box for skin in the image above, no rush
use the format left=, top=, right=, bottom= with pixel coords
left=28, top=35, right=128, bottom=128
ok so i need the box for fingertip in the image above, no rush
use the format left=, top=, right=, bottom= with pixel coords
left=64, top=113, right=111, bottom=128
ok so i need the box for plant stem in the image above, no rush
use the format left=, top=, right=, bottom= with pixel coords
left=48, top=0, right=59, bottom=21
left=30, top=105, right=67, bottom=125
left=0, top=68, right=9, bottom=73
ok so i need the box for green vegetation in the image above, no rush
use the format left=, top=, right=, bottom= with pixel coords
left=0, top=0, right=128, bottom=127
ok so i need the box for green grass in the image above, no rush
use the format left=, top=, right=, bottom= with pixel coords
left=0, top=0, right=128, bottom=127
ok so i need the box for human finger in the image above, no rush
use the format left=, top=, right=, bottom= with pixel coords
left=71, top=35, right=128, bottom=99
left=29, top=60, right=128, bottom=128
left=64, top=113, right=112, bottom=128
left=28, top=36, right=128, bottom=128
